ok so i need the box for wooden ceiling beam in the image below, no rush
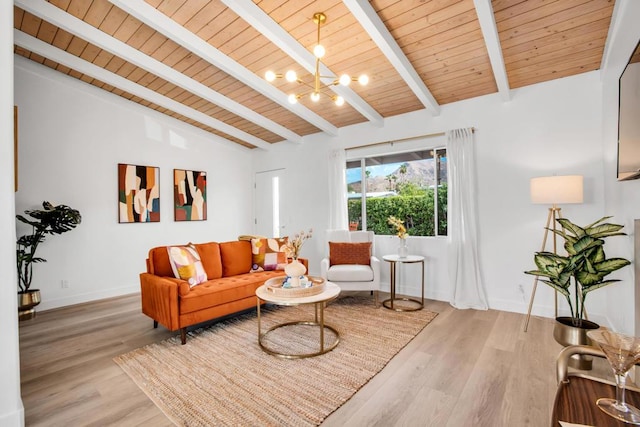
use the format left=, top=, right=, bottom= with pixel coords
left=14, top=30, right=271, bottom=150
left=17, top=0, right=301, bottom=144
left=220, top=0, right=384, bottom=127
left=473, top=0, right=510, bottom=102
left=343, top=0, right=440, bottom=116
left=109, top=0, right=338, bottom=137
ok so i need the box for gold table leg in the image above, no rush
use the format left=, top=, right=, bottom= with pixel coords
left=382, top=260, right=424, bottom=312
left=257, top=297, right=339, bottom=359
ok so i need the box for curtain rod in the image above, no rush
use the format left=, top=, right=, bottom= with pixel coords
left=345, top=127, right=475, bottom=152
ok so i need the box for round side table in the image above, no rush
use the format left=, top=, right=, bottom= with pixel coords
left=382, top=254, right=425, bottom=311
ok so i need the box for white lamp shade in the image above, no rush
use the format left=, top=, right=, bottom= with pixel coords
left=530, top=175, right=584, bottom=204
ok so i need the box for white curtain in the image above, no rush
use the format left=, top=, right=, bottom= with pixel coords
left=328, top=149, right=348, bottom=230
left=447, top=128, right=488, bottom=310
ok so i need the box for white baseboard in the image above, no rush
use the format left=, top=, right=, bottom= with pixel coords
left=38, top=285, right=139, bottom=311
left=487, top=297, right=612, bottom=328
left=0, top=406, right=24, bottom=427
left=379, top=281, right=450, bottom=303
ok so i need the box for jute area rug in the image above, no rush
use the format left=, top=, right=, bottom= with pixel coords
left=114, top=296, right=437, bottom=426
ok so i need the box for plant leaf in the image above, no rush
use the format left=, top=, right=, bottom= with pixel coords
left=587, top=223, right=626, bottom=238
left=533, top=252, right=567, bottom=267
left=582, top=216, right=612, bottom=229
left=583, top=257, right=596, bottom=274
left=557, top=218, right=585, bottom=238
left=540, top=279, right=571, bottom=297
left=576, top=270, right=605, bottom=286
left=582, top=279, right=621, bottom=295
left=567, top=236, right=602, bottom=256
left=595, top=258, right=632, bottom=274
left=548, top=227, right=576, bottom=245
left=589, top=245, right=605, bottom=264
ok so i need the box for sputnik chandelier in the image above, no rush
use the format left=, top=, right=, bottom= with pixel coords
left=264, top=12, right=369, bottom=106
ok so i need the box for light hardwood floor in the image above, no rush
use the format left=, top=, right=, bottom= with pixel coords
left=20, top=293, right=576, bottom=426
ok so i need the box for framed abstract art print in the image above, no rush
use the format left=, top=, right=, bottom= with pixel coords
left=174, top=169, right=207, bottom=221
left=118, top=163, right=160, bottom=223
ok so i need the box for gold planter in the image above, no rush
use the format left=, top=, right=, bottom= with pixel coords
left=18, top=289, right=41, bottom=321
left=553, top=316, right=599, bottom=370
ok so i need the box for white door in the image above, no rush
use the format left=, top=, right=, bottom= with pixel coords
left=254, top=169, right=286, bottom=237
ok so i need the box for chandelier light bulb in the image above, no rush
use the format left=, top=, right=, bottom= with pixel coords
left=310, top=92, right=320, bottom=102
left=265, top=70, right=276, bottom=82
left=334, top=96, right=345, bottom=106
left=285, top=70, right=297, bottom=82
left=288, top=94, right=298, bottom=104
left=313, top=44, right=325, bottom=59
left=339, top=74, right=351, bottom=86
left=358, top=74, right=369, bottom=86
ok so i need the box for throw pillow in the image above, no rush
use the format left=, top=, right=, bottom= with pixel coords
left=167, top=245, right=208, bottom=287
left=251, top=237, right=288, bottom=272
left=329, top=242, right=372, bottom=266
left=219, top=240, right=252, bottom=276
left=192, top=242, right=223, bottom=279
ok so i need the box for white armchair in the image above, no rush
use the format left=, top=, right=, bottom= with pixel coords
left=320, top=229, right=381, bottom=305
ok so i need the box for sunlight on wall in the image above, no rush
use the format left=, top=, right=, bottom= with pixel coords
left=169, top=129, right=187, bottom=149
left=143, top=115, right=163, bottom=142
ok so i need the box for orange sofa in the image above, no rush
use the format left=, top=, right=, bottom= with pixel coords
left=140, top=240, right=307, bottom=344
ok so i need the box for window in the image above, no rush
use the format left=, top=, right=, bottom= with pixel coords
left=346, top=148, right=447, bottom=237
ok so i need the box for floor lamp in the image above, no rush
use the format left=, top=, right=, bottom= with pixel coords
left=523, top=175, right=584, bottom=332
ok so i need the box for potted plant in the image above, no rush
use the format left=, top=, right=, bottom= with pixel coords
left=525, top=216, right=631, bottom=368
left=16, top=201, right=82, bottom=320
left=387, top=215, right=408, bottom=258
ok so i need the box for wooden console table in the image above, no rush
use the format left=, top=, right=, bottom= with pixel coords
left=552, top=345, right=640, bottom=426
left=552, top=376, right=640, bottom=426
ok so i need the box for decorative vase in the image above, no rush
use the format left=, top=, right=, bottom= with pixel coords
left=398, top=238, right=408, bottom=258
left=284, top=258, right=307, bottom=288
left=18, top=289, right=41, bottom=321
left=553, top=316, right=600, bottom=370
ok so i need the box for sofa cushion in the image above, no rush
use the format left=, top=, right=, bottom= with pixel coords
left=327, top=264, right=374, bottom=282
left=193, top=242, right=222, bottom=279
left=329, top=242, right=371, bottom=266
left=167, top=245, right=208, bottom=287
left=148, top=246, right=174, bottom=277
left=179, top=270, right=285, bottom=314
left=219, top=240, right=252, bottom=277
left=250, top=237, right=288, bottom=272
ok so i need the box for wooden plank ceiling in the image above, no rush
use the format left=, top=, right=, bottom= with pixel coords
left=13, top=0, right=616, bottom=150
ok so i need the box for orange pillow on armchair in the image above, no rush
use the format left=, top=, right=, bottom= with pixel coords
left=329, top=242, right=371, bottom=266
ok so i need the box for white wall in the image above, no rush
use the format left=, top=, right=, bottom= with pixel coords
left=253, top=70, right=629, bottom=328
left=603, top=73, right=640, bottom=336
left=14, top=57, right=254, bottom=311
left=1, top=1, right=24, bottom=425
left=600, top=0, right=640, bottom=336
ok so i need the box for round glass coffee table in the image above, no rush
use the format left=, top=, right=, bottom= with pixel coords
left=382, top=254, right=425, bottom=311
left=255, top=281, right=340, bottom=359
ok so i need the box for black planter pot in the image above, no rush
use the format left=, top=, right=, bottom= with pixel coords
left=553, top=316, right=600, bottom=370
left=18, top=289, right=41, bottom=320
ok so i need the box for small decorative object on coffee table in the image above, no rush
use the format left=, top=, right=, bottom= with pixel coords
left=256, top=281, right=340, bottom=359
left=283, top=228, right=312, bottom=287
left=264, top=276, right=325, bottom=297
left=382, top=254, right=425, bottom=311
left=587, top=329, right=640, bottom=424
